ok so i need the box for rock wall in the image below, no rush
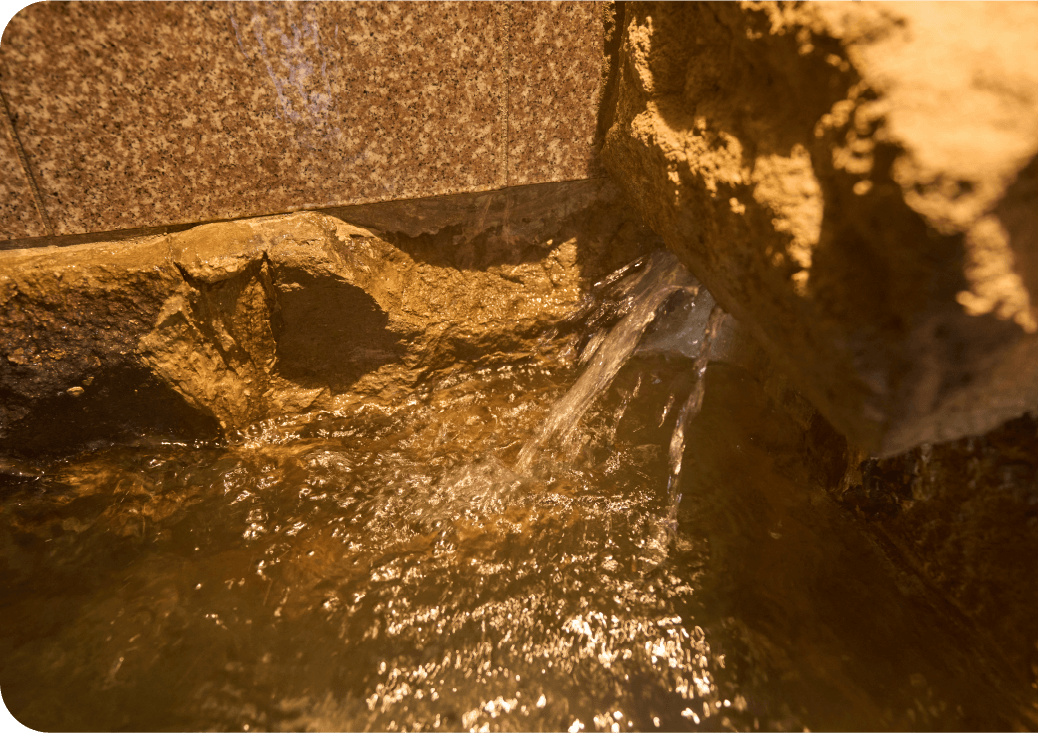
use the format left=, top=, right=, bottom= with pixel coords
left=601, top=2, right=1038, bottom=456
left=0, top=180, right=658, bottom=457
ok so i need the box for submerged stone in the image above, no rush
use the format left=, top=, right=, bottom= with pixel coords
left=836, top=414, right=1038, bottom=705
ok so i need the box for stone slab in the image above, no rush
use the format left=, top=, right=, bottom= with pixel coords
left=0, top=1, right=609, bottom=242
left=507, top=1, right=603, bottom=185
left=0, top=1, right=508, bottom=236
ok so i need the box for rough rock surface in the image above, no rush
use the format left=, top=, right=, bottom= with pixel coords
left=836, top=416, right=1038, bottom=712
left=0, top=181, right=656, bottom=457
left=601, top=2, right=1038, bottom=455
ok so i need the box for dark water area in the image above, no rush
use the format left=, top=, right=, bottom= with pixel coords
left=0, top=351, right=1027, bottom=732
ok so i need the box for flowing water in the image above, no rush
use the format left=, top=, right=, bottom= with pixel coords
left=0, top=253, right=1028, bottom=731
left=515, top=251, right=694, bottom=475
left=664, top=304, right=727, bottom=533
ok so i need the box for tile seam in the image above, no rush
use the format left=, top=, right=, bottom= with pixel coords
left=504, top=1, right=511, bottom=187
left=0, top=61, right=54, bottom=237
left=0, top=176, right=606, bottom=253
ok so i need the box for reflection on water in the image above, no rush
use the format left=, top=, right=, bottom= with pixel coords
left=0, top=360, right=720, bottom=732
left=0, top=259, right=1031, bottom=731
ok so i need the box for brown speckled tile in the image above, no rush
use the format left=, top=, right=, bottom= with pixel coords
left=507, top=1, right=603, bottom=186
left=0, top=90, right=47, bottom=240
left=0, top=1, right=507, bottom=235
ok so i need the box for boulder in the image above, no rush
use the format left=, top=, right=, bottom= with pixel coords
left=601, top=2, right=1038, bottom=455
left=0, top=181, right=657, bottom=457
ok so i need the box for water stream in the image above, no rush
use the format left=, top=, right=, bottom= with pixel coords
left=0, top=252, right=1026, bottom=731
left=665, top=304, right=727, bottom=532
left=516, top=250, right=695, bottom=474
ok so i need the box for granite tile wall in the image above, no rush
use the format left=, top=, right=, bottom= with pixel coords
left=0, top=1, right=606, bottom=242
left=0, top=88, right=46, bottom=239
left=508, top=2, right=603, bottom=185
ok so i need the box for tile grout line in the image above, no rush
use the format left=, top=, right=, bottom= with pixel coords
left=0, top=177, right=608, bottom=252
left=504, top=1, right=511, bottom=188
left=0, top=62, right=55, bottom=236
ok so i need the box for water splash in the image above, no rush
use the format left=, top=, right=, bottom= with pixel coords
left=515, top=251, right=697, bottom=474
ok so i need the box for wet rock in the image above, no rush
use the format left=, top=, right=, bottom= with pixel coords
left=0, top=236, right=220, bottom=455
left=601, top=2, right=1038, bottom=455
left=660, top=358, right=1036, bottom=730
left=0, top=181, right=657, bottom=457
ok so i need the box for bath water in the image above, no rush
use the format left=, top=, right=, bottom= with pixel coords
left=0, top=253, right=1024, bottom=731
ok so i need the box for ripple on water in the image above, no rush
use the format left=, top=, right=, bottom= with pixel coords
left=1, top=317, right=1027, bottom=729
left=0, top=359, right=749, bottom=731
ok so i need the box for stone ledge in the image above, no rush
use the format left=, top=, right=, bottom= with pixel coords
left=0, top=180, right=658, bottom=457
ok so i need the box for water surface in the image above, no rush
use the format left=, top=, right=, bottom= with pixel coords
left=0, top=260, right=1027, bottom=732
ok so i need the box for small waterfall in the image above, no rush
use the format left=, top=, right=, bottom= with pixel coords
left=665, top=303, right=728, bottom=528
left=515, top=250, right=696, bottom=474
